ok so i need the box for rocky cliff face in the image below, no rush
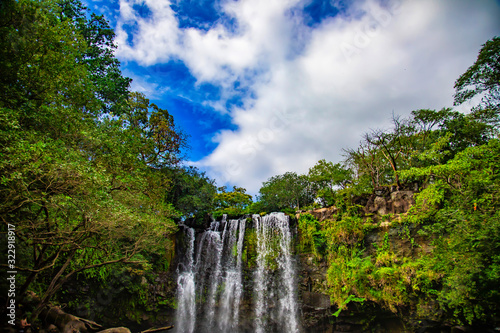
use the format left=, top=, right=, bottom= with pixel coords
left=296, top=188, right=421, bottom=332
left=166, top=188, right=463, bottom=332
left=20, top=187, right=475, bottom=333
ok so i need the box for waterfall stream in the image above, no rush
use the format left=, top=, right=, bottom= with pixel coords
left=254, top=213, right=300, bottom=333
left=175, top=213, right=301, bottom=333
left=175, top=227, right=196, bottom=333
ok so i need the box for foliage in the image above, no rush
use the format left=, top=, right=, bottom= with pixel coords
left=344, top=107, right=494, bottom=193
left=164, top=166, right=217, bottom=222
left=362, top=115, right=414, bottom=189
left=344, top=137, right=390, bottom=191
left=258, top=172, right=315, bottom=212
left=297, top=214, right=326, bottom=259
left=322, top=139, right=500, bottom=326
left=401, top=139, right=500, bottom=324
left=212, top=186, right=253, bottom=219
left=308, top=160, right=352, bottom=207
left=291, top=36, right=500, bottom=327
left=1, top=0, right=499, bottom=328
left=0, top=0, right=211, bottom=323
left=119, top=92, right=187, bottom=168
left=454, top=37, right=500, bottom=119
left=57, top=0, right=132, bottom=113
left=242, top=228, right=258, bottom=268
left=332, top=294, right=366, bottom=317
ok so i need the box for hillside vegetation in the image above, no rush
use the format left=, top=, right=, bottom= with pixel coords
left=259, top=36, right=500, bottom=327
left=0, top=0, right=499, bottom=330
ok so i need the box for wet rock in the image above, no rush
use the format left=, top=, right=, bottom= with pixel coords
left=380, top=221, right=391, bottom=228
left=335, top=322, right=353, bottom=332
left=374, top=187, right=390, bottom=197
left=47, top=324, right=59, bottom=333
left=302, top=291, right=331, bottom=310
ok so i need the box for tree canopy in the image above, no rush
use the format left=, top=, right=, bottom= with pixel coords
left=1, top=0, right=499, bottom=328
left=454, top=37, right=500, bottom=115
left=257, top=172, right=315, bottom=212
left=0, top=0, right=215, bottom=322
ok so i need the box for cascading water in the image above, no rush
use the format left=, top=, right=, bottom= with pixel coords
left=218, top=218, right=246, bottom=331
left=174, top=213, right=301, bottom=333
left=254, top=212, right=301, bottom=333
left=175, top=227, right=196, bottom=333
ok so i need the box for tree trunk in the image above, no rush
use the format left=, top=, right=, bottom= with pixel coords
left=31, top=251, right=75, bottom=322
left=381, top=151, right=401, bottom=190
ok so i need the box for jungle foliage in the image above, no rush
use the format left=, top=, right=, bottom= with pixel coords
left=1, top=0, right=499, bottom=328
left=212, top=186, right=253, bottom=219
left=260, top=37, right=500, bottom=327
left=0, top=0, right=216, bottom=323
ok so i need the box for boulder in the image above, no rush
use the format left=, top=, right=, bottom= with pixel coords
left=309, top=207, right=337, bottom=221
left=390, top=191, right=415, bottom=214
left=40, top=306, right=85, bottom=333
left=373, top=196, right=388, bottom=215
left=63, top=320, right=87, bottom=333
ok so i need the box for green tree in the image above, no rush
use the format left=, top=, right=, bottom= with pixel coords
left=308, top=159, right=352, bottom=206
left=213, top=186, right=253, bottom=218
left=344, top=138, right=389, bottom=191
left=344, top=108, right=493, bottom=192
left=57, top=0, right=132, bottom=113
left=165, top=166, right=217, bottom=221
left=119, top=92, right=187, bottom=168
left=0, top=0, right=181, bottom=323
left=400, top=139, right=500, bottom=324
left=454, top=36, right=500, bottom=127
left=361, top=114, right=420, bottom=189
left=258, top=172, right=314, bottom=212
left=0, top=0, right=96, bottom=130
left=404, top=108, right=491, bottom=167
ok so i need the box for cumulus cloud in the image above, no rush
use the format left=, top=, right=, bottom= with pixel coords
left=116, top=0, right=302, bottom=82
left=115, top=0, right=500, bottom=195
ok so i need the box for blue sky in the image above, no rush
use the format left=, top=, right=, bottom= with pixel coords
left=86, top=0, right=500, bottom=196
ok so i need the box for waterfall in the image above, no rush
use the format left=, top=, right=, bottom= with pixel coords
left=175, top=227, right=196, bottom=333
left=254, top=212, right=301, bottom=333
left=175, top=213, right=301, bottom=333
left=217, top=218, right=246, bottom=331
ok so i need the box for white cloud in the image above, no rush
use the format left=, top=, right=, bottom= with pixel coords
left=116, top=0, right=303, bottom=82
left=116, top=0, right=181, bottom=64
left=115, top=0, right=500, bottom=195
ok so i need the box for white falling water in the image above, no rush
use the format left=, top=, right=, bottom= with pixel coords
left=217, top=219, right=246, bottom=331
left=203, top=229, right=224, bottom=327
left=234, top=218, right=246, bottom=324
left=175, top=213, right=301, bottom=333
left=175, top=227, right=196, bottom=333
left=254, top=212, right=301, bottom=333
